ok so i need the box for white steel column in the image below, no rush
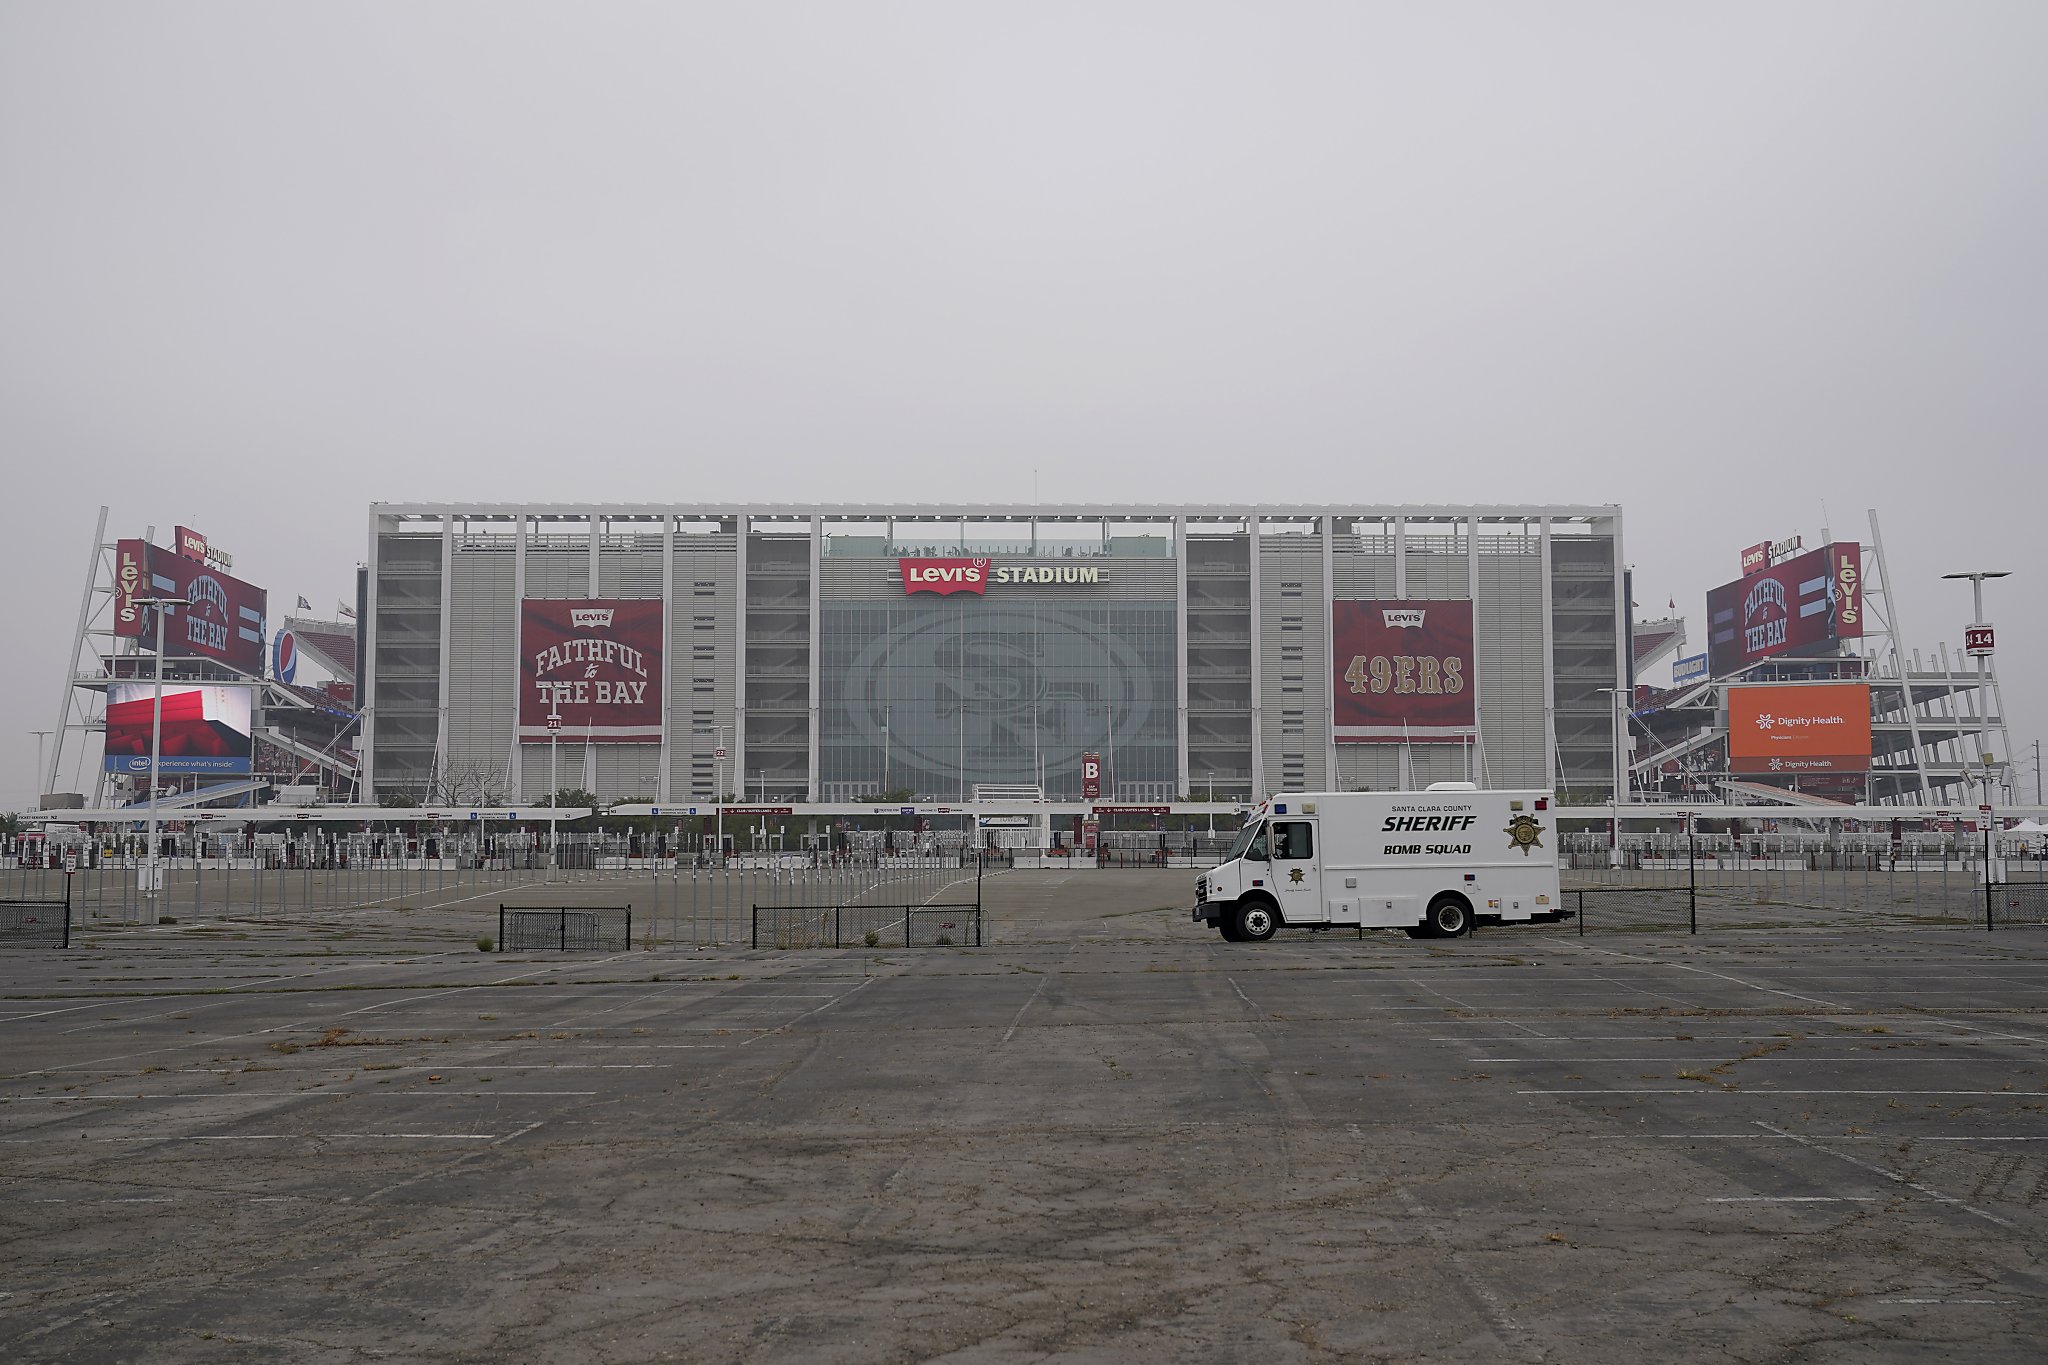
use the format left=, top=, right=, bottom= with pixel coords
left=658, top=512, right=675, bottom=803
left=1320, top=514, right=1337, bottom=790
left=588, top=513, right=601, bottom=595
left=508, top=511, right=527, bottom=799
left=1539, top=518, right=1558, bottom=794
left=1609, top=511, right=1629, bottom=805
left=1248, top=513, right=1265, bottom=801
left=1467, top=513, right=1487, bottom=785
left=1867, top=510, right=1931, bottom=803
left=807, top=513, right=822, bottom=803
left=361, top=507, right=381, bottom=802
left=47, top=505, right=109, bottom=800
left=1393, top=516, right=1410, bottom=789
left=1173, top=514, right=1189, bottom=798
left=434, top=513, right=454, bottom=802
left=731, top=514, right=747, bottom=804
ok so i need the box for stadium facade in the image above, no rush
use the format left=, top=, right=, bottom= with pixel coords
left=361, top=505, right=1627, bottom=807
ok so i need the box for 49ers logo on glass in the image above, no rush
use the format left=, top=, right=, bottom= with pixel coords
left=1332, top=599, right=1476, bottom=743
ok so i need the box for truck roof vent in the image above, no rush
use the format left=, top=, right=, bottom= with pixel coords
left=1425, top=782, right=1479, bottom=791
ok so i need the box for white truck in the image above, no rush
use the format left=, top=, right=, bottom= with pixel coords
left=1193, top=785, right=1567, bottom=941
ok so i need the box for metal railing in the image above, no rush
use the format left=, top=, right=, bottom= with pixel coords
left=752, top=904, right=983, bottom=949
left=0, top=845, right=983, bottom=947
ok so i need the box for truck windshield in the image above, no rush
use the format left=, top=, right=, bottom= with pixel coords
left=1226, top=821, right=1264, bottom=861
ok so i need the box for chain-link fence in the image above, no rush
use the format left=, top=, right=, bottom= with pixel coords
left=1560, top=830, right=2048, bottom=931
left=1, top=833, right=985, bottom=947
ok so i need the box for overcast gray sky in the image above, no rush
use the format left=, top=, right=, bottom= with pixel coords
left=3, top=2, right=2044, bottom=810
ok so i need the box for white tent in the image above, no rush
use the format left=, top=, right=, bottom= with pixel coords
left=2008, top=818, right=2048, bottom=835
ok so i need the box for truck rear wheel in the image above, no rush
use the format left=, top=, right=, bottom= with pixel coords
left=1424, top=893, right=1472, bottom=938
left=1235, top=901, right=1278, bottom=942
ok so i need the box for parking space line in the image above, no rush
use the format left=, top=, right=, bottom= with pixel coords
left=739, top=975, right=877, bottom=1044
left=0, top=1133, right=503, bottom=1143
left=1708, top=1196, right=1879, bottom=1203
left=1583, top=1133, right=2048, bottom=1142
left=1751, top=1121, right=2019, bottom=1230
left=1000, top=975, right=1050, bottom=1047
left=1518, top=1088, right=2040, bottom=1096
left=1473, top=1056, right=1991, bottom=1064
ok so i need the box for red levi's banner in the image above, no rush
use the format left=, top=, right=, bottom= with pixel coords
left=518, top=599, right=664, bottom=743
left=1332, top=599, right=1477, bottom=743
left=900, top=557, right=989, bottom=595
left=1706, top=543, right=1859, bottom=675
left=1829, top=541, right=1863, bottom=639
left=115, top=540, right=269, bottom=676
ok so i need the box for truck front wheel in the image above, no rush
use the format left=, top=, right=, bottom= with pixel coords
left=1423, top=893, right=1472, bottom=939
left=1235, top=901, right=1279, bottom=942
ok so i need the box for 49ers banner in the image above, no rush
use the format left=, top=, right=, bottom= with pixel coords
left=1332, top=599, right=1477, bottom=743
left=518, top=599, right=663, bottom=743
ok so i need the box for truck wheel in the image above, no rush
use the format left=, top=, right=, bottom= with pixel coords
left=1218, top=920, right=1243, bottom=942
left=1236, top=901, right=1278, bottom=942
left=1424, top=893, right=1472, bottom=938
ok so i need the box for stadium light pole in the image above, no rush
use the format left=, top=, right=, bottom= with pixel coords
left=1942, top=571, right=2009, bottom=822
left=131, top=594, right=192, bottom=901
left=30, top=730, right=52, bottom=801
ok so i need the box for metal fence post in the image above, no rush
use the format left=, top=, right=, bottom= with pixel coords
left=751, top=903, right=759, bottom=949
left=1577, top=888, right=1584, bottom=937
left=1987, top=820, right=1996, bottom=933
left=1689, top=826, right=1697, bottom=936
left=498, top=904, right=505, bottom=950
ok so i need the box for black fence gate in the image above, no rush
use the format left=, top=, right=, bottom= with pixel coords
left=498, top=904, right=633, bottom=951
left=1, top=878, right=73, bottom=948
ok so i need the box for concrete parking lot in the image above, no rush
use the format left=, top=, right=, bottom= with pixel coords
left=3, top=869, right=2045, bottom=1362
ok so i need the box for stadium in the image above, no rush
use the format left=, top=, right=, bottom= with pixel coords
left=34, top=502, right=2022, bottom=825
left=356, top=503, right=1628, bottom=808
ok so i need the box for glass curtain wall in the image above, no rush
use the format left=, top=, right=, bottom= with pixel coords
left=819, top=595, right=1176, bottom=800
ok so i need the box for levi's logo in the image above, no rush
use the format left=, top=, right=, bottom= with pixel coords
left=1382, top=609, right=1426, bottom=628
left=900, top=558, right=990, bottom=596
left=570, top=608, right=615, bottom=629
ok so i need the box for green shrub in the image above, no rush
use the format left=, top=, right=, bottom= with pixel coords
left=476, top=936, right=495, bottom=952
left=863, top=929, right=880, bottom=947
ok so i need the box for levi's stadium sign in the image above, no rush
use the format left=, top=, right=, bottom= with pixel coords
left=899, top=558, right=1104, bottom=596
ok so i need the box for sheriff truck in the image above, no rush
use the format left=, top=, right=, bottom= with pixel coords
left=1193, top=785, right=1566, bottom=941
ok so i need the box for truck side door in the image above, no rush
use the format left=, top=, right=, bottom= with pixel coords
left=1269, top=819, right=1322, bottom=923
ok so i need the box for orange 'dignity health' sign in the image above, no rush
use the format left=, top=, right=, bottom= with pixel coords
left=1727, top=684, right=1871, bottom=774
